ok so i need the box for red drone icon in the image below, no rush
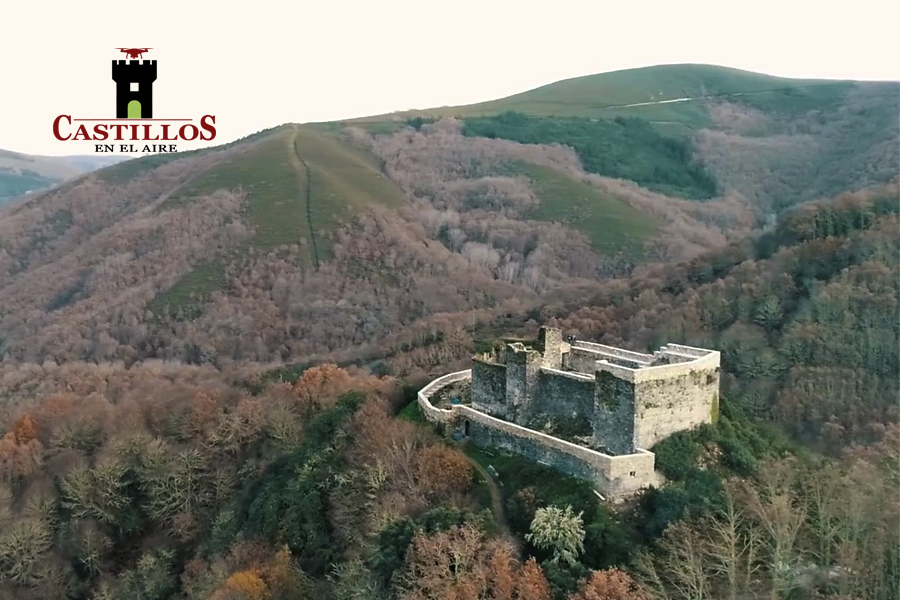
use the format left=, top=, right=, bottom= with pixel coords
left=116, top=48, right=152, bottom=60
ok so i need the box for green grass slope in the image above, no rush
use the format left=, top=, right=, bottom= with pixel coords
left=0, top=148, right=84, bottom=180
left=161, top=126, right=404, bottom=254
left=511, top=162, right=659, bottom=256
left=346, top=64, right=897, bottom=210
left=465, top=112, right=719, bottom=199
left=149, top=125, right=406, bottom=317
left=347, top=64, right=858, bottom=127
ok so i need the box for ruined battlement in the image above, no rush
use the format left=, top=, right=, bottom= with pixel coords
left=419, top=327, right=720, bottom=499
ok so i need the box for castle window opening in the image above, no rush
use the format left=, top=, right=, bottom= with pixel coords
left=629, top=471, right=636, bottom=477
left=464, top=420, right=470, bottom=437
left=130, top=82, right=139, bottom=92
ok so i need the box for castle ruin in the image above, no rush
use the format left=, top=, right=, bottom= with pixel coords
left=418, top=327, right=721, bottom=500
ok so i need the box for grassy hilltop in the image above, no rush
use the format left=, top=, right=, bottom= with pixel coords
left=347, top=64, right=863, bottom=127
left=343, top=64, right=898, bottom=209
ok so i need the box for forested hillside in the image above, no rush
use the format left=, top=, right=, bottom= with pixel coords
left=546, top=185, right=899, bottom=448
left=0, top=63, right=897, bottom=600
left=358, top=65, right=899, bottom=212
left=0, top=355, right=895, bottom=599
left=0, top=118, right=753, bottom=367
left=0, top=177, right=896, bottom=600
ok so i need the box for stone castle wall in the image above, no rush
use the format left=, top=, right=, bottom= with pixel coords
left=593, top=370, right=638, bottom=455
left=630, top=349, right=721, bottom=449
left=593, top=344, right=720, bottom=453
left=533, top=368, right=595, bottom=435
left=417, top=332, right=720, bottom=500
left=505, top=343, right=541, bottom=423
left=536, top=327, right=567, bottom=368
left=471, top=358, right=507, bottom=418
left=459, top=406, right=657, bottom=499
left=417, top=370, right=658, bottom=499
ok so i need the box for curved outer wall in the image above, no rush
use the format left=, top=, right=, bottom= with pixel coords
left=418, top=370, right=658, bottom=500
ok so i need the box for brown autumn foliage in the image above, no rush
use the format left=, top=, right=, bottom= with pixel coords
left=327, top=395, right=479, bottom=549
left=635, top=436, right=899, bottom=600
left=292, top=363, right=354, bottom=413
left=413, top=443, right=474, bottom=500
left=0, top=361, right=393, bottom=600
left=356, top=118, right=756, bottom=271
left=10, top=414, right=38, bottom=444
left=697, top=85, right=899, bottom=211
left=517, top=558, right=553, bottom=600
left=187, top=543, right=308, bottom=600
left=570, top=568, right=647, bottom=600
left=215, top=570, right=268, bottom=600
left=0, top=117, right=758, bottom=369
left=396, top=524, right=552, bottom=600
left=0, top=414, right=43, bottom=482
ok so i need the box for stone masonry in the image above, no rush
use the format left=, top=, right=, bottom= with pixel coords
left=418, top=327, right=721, bottom=500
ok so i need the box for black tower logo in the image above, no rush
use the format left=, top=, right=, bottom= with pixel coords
left=112, top=57, right=157, bottom=118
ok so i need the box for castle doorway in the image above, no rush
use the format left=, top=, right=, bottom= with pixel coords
left=127, top=100, right=141, bottom=118
left=464, top=420, right=470, bottom=437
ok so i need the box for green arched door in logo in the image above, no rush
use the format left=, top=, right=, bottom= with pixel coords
left=127, top=100, right=142, bottom=118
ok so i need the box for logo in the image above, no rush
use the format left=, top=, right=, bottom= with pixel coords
left=52, top=48, right=217, bottom=154
left=113, top=48, right=156, bottom=118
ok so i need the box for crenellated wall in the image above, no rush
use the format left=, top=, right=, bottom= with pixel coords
left=631, top=353, right=721, bottom=449
left=417, top=369, right=658, bottom=499
left=417, top=330, right=720, bottom=501
left=112, top=59, right=157, bottom=118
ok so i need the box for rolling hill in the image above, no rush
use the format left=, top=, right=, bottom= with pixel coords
left=345, top=64, right=900, bottom=208
left=0, top=63, right=895, bottom=369
left=0, top=115, right=740, bottom=366
left=347, top=64, right=860, bottom=125
left=0, top=148, right=128, bottom=204
left=0, top=63, right=897, bottom=600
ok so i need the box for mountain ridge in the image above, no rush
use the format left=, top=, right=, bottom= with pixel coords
left=0, top=148, right=128, bottom=204
left=341, top=63, right=898, bottom=126
left=0, top=62, right=895, bottom=368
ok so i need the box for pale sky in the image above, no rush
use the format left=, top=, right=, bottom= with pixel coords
left=4, top=0, right=899, bottom=156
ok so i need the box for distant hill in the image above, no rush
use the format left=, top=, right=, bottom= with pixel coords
left=345, top=64, right=900, bottom=209
left=0, top=148, right=128, bottom=204
left=0, top=63, right=895, bottom=366
left=348, top=64, right=857, bottom=125
left=0, top=119, right=744, bottom=366
left=57, top=154, right=129, bottom=172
